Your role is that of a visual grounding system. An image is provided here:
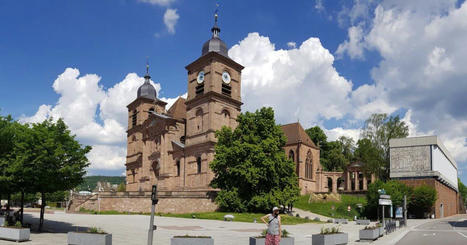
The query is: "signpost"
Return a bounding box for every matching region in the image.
[378,189,391,228]
[147,185,159,245]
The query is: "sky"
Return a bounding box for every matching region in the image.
[1,0,467,183]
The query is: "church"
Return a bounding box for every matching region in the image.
[119,15,375,213]
[68,14,377,214]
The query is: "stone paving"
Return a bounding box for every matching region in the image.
[0,211,432,245]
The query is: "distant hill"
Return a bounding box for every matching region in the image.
[77,176,125,191]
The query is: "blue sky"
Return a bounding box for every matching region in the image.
[1,0,467,184]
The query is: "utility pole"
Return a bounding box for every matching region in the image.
[147,185,158,245]
[403,195,407,226]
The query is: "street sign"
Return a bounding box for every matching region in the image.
[380,194,391,199]
[379,199,392,205]
[395,207,403,218]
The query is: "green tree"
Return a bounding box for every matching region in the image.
[364,180,412,219]
[409,185,437,218]
[459,178,467,204]
[354,139,385,178]
[14,118,91,231]
[305,126,327,150]
[210,107,300,212]
[361,113,409,179]
[0,114,16,205]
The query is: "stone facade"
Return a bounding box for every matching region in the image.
[389,136,460,217]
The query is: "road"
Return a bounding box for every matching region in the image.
[396,215,467,245]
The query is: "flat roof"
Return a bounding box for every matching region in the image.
[389,136,457,169]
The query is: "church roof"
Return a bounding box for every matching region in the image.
[167,97,186,120]
[281,122,318,149]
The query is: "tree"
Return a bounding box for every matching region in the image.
[409,185,437,218]
[0,114,16,206]
[14,118,91,231]
[210,107,300,212]
[364,180,412,219]
[459,178,467,204]
[361,113,408,179]
[305,126,327,150]
[117,182,126,192]
[354,138,385,178]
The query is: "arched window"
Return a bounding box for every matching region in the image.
[176,160,181,176]
[196,156,202,174]
[305,150,313,179]
[132,110,137,126]
[288,150,295,162]
[195,109,203,132]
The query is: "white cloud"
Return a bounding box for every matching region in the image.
[315,0,324,12]
[336,25,365,59]
[139,0,175,6]
[163,8,179,34]
[229,33,355,127]
[324,127,361,142]
[336,0,467,164]
[286,42,296,49]
[20,68,181,171]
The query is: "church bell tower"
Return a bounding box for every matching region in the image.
[183,10,244,188]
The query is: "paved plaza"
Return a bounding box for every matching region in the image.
[0,210,438,245]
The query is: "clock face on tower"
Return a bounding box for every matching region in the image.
[222,71,231,84]
[197,71,205,84]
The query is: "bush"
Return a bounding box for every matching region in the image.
[408,185,437,218]
[364,180,412,219]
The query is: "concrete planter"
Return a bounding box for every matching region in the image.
[0,227,30,242]
[249,237,294,245]
[67,232,112,245]
[378,227,384,237]
[356,219,370,225]
[359,229,379,241]
[311,233,348,245]
[334,219,348,224]
[171,237,214,245]
[0,217,4,227]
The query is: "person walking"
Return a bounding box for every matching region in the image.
[261,207,282,245]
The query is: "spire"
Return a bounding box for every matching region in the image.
[211,3,220,38]
[144,58,151,82]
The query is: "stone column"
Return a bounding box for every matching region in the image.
[354,172,359,191]
[346,171,351,191]
[363,175,367,190]
[332,177,338,193]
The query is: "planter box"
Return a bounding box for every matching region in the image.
[311,233,348,245]
[0,217,4,227]
[171,237,214,245]
[334,219,348,224]
[356,219,370,225]
[249,237,295,245]
[378,227,384,237]
[0,227,30,242]
[359,229,379,241]
[67,232,112,245]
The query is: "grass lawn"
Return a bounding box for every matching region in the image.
[294,194,367,220]
[158,212,323,225]
[78,208,321,225]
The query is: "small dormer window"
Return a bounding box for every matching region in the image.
[149,107,155,115]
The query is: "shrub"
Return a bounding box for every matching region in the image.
[408,185,437,218]
[87,227,106,234]
[320,226,341,234]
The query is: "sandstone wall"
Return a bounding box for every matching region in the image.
[69,191,218,214]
